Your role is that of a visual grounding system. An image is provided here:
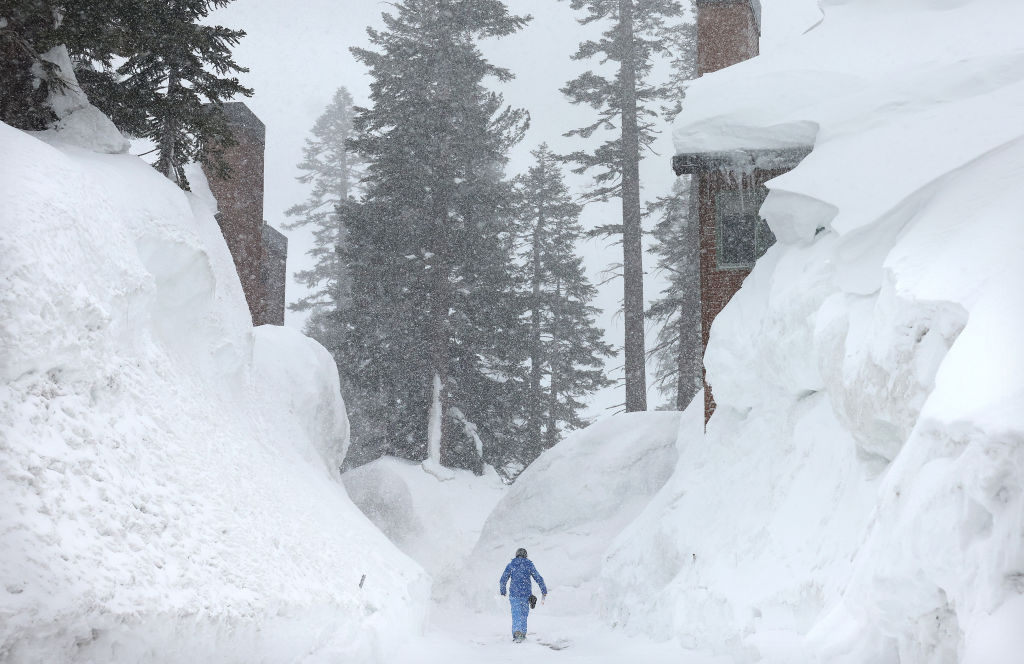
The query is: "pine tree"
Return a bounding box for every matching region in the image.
[648,12,698,410]
[1,0,251,187]
[113,0,252,189]
[1,0,134,129]
[344,0,531,473]
[513,144,614,466]
[560,0,684,413]
[647,179,701,410]
[281,88,375,463]
[285,87,363,331]
[659,11,697,123]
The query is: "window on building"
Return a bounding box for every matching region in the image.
[715,186,775,269]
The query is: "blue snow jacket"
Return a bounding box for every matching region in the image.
[499,557,547,598]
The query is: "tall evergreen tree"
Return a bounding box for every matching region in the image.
[647,179,701,410]
[659,10,697,123]
[514,144,615,464]
[1,0,251,189]
[344,0,531,472]
[284,87,363,326]
[113,0,252,189]
[282,88,374,462]
[560,0,684,412]
[648,12,698,410]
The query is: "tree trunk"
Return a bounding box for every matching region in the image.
[428,22,454,467]
[427,266,451,464]
[619,0,647,412]
[545,279,562,448]
[426,372,443,466]
[427,191,452,465]
[528,175,546,448]
[161,70,180,185]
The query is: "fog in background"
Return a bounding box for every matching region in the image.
[209,0,821,417]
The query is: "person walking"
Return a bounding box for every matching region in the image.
[498,547,547,643]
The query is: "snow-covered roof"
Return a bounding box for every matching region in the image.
[672,0,1024,237]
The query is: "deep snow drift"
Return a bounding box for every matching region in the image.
[0,124,428,662]
[339,412,682,619]
[341,456,505,580]
[596,0,1024,662]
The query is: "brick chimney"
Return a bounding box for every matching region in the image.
[695,0,761,76]
[203,102,267,325]
[258,222,288,326]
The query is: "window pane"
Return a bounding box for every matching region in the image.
[720,214,756,266]
[718,189,760,217]
[715,186,774,269]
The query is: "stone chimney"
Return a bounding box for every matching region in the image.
[258,222,288,326]
[203,102,267,325]
[695,0,761,76]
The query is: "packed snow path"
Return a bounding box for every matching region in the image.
[340,418,722,662]
[341,416,695,662]
[389,607,725,663]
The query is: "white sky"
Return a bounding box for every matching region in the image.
[209,0,819,418]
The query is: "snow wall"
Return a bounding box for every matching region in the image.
[0,122,429,662]
[599,0,1024,662]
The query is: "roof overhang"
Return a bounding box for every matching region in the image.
[672,146,812,176]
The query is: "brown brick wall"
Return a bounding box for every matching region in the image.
[696,1,759,76]
[698,167,786,422]
[203,103,266,326]
[258,223,288,326]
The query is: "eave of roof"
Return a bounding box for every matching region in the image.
[672,146,811,176]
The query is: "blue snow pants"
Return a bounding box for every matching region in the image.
[510,596,530,635]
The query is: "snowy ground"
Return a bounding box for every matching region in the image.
[340,410,715,663]
[389,608,729,663]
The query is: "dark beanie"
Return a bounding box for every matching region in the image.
[516,548,528,558]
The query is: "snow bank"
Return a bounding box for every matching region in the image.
[0,123,428,662]
[459,412,681,614]
[602,0,1024,661]
[341,456,505,581]
[253,325,350,471]
[602,388,875,661]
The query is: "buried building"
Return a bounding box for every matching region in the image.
[672,0,810,423]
